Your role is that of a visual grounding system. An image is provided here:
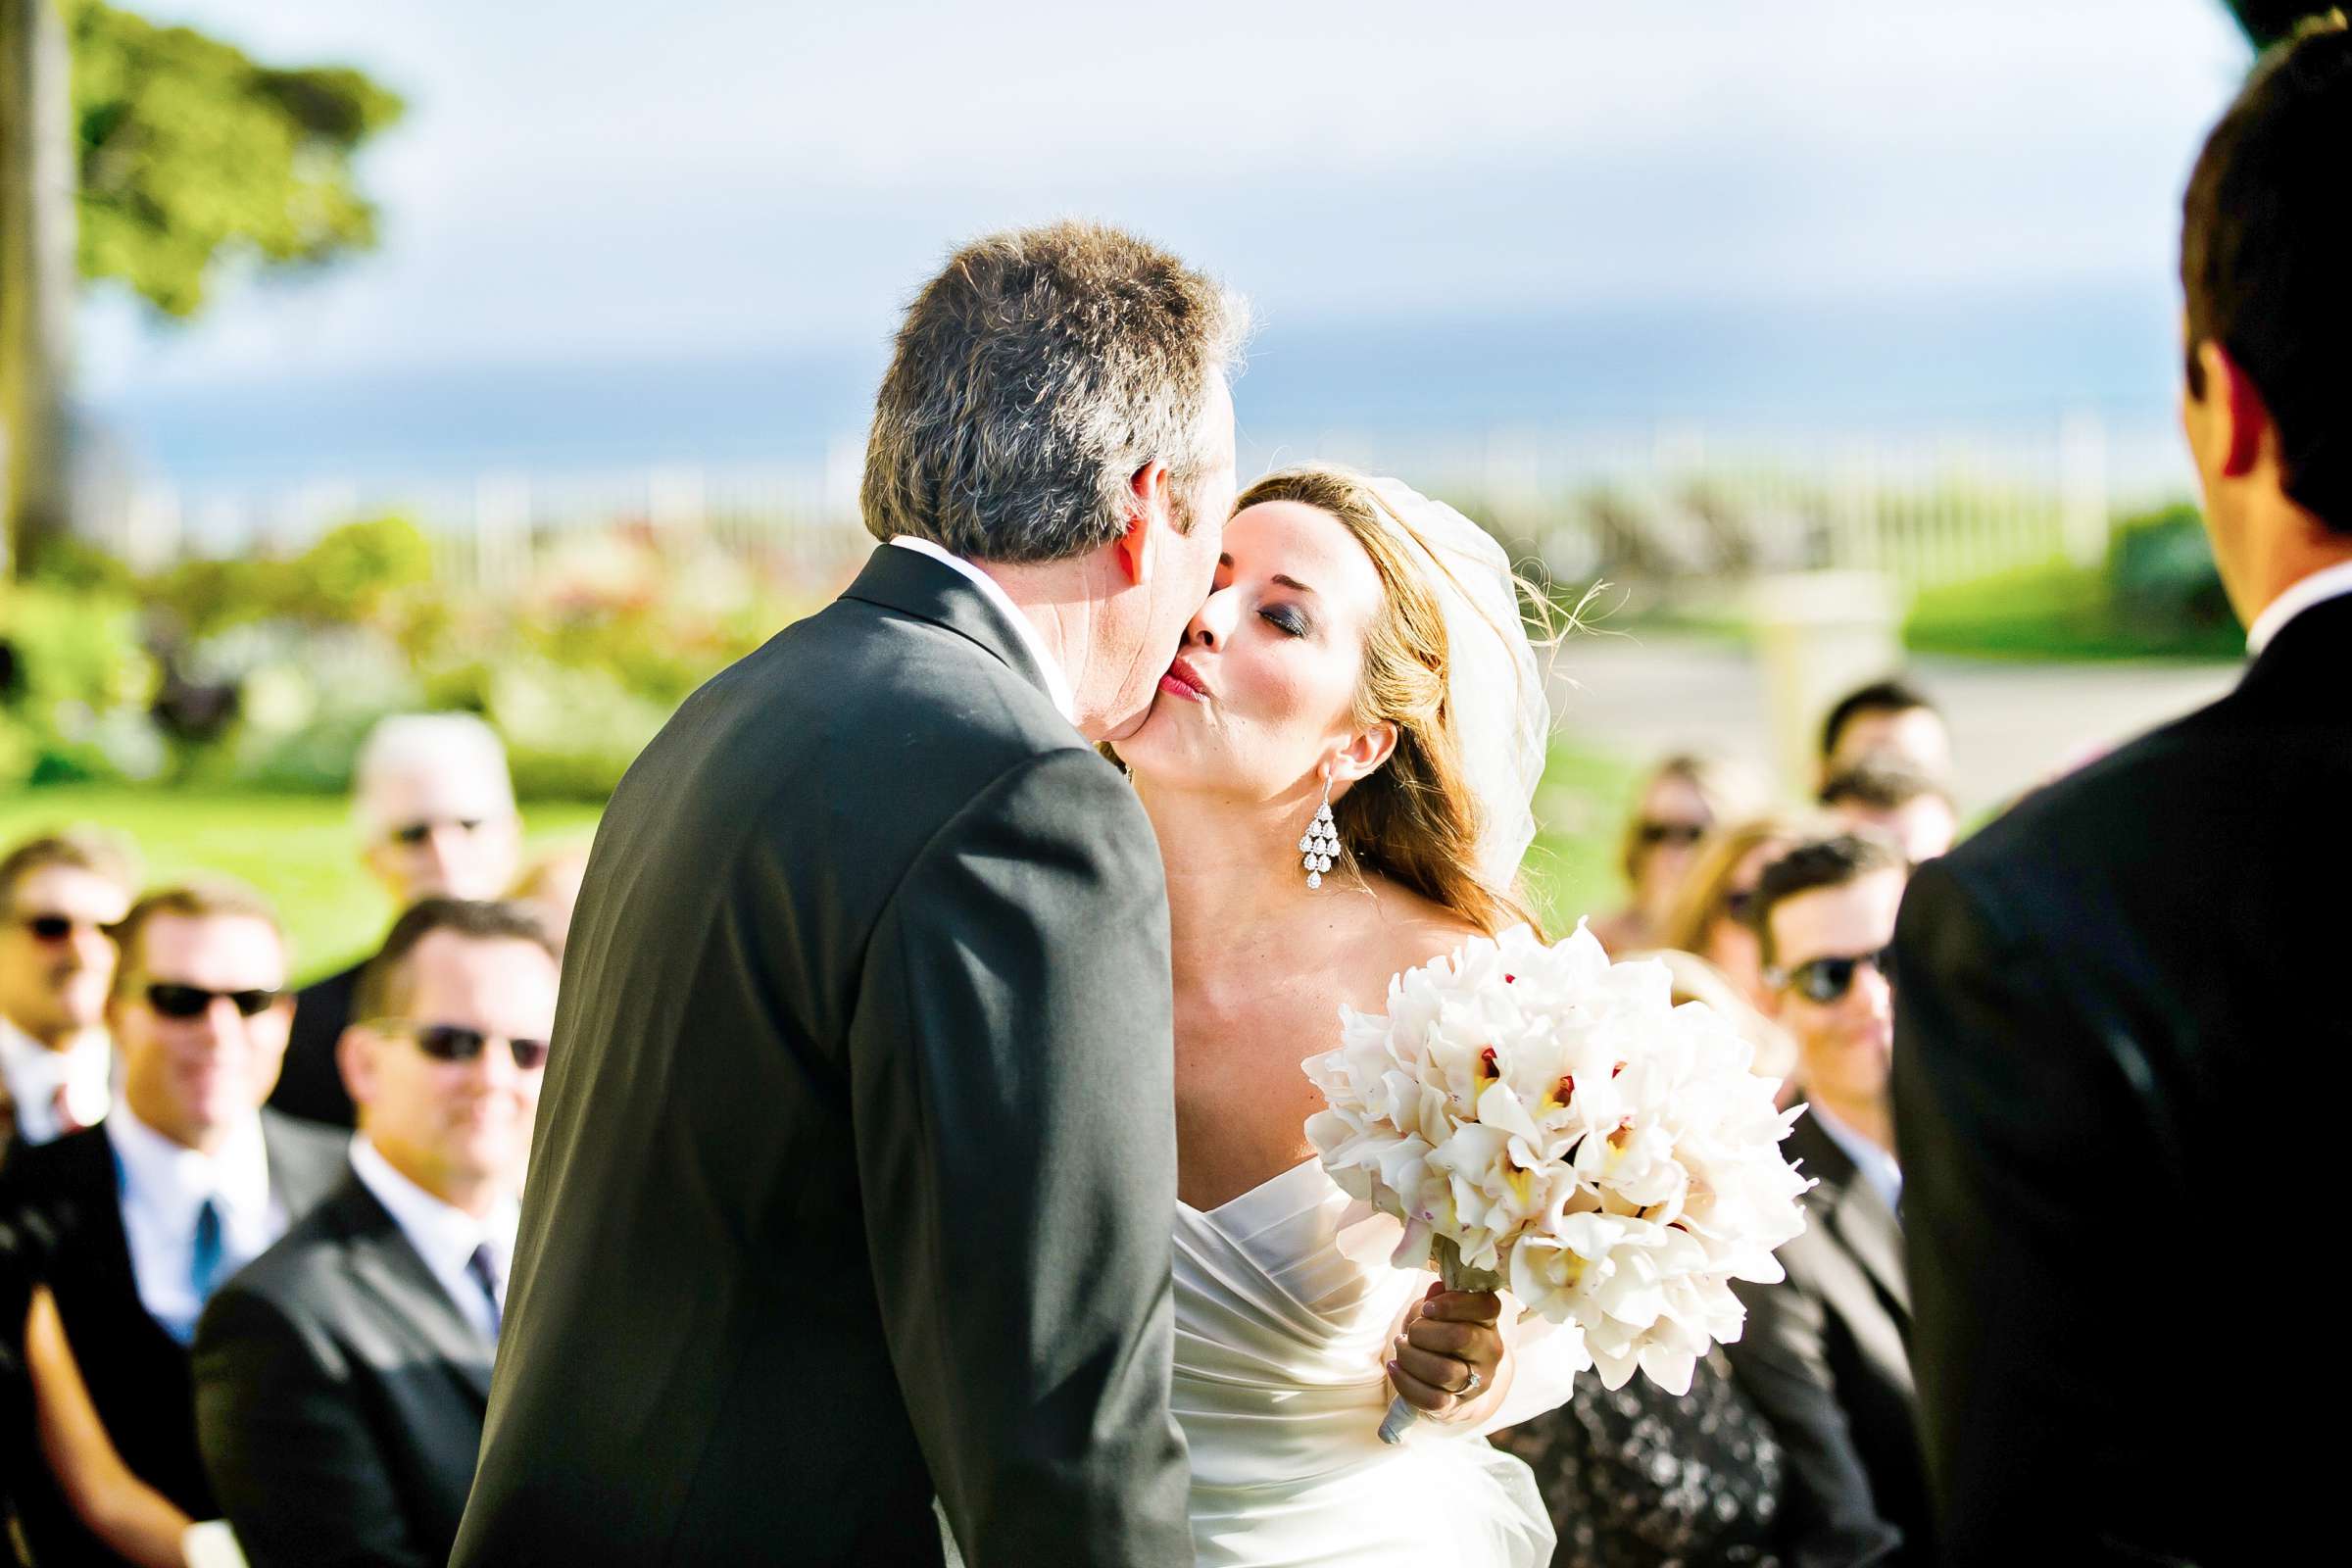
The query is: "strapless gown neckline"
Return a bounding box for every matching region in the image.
[1169,1154,1562,1567]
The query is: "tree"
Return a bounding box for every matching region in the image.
[2,1,402,577]
[2224,2,2335,47]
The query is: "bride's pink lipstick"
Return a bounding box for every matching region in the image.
[1159,656,1211,704]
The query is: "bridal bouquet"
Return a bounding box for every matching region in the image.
[1303,921,1809,1443]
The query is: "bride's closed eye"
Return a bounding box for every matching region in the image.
[1260,604,1312,638]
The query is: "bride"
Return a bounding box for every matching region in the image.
[1113,466,1577,1568]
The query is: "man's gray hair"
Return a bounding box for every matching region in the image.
[861,221,1250,564]
[352,712,515,841]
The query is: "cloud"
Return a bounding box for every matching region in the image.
[91,0,2246,395]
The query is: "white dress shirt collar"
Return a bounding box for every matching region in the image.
[106,1102,279,1339]
[349,1136,516,1344]
[0,1016,112,1144]
[1808,1101,1903,1219]
[2247,558,2352,656]
[889,536,1078,724]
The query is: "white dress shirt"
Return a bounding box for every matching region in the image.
[0,1017,112,1144]
[105,1104,281,1342]
[348,1136,517,1344]
[1809,1101,1903,1219]
[889,535,1077,723]
[2247,557,2352,656]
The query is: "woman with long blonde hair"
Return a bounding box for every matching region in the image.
[1590,755,1771,956]
[1110,465,1579,1567]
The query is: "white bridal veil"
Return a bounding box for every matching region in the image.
[1360,477,1553,891]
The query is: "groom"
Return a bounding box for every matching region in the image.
[1891,19,2352,1565]
[452,223,1244,1566]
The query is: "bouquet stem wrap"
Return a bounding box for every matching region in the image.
[1377,1235,1504,1445]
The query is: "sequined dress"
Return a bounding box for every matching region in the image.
[1489,1348,1784,1568]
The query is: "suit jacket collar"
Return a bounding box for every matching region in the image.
[49,1124,147,1299]
[1790,1110,1910,1320]
[258,1107,348,1220]
[317,1175,497,1398]
[839,543,1060,713]
[2238,588,2352,709]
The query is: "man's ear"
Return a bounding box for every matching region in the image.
[1112,461,1174,587]
[2198,340,2272,480]
[1332,720,1399,786]
[336,1026,376,1110]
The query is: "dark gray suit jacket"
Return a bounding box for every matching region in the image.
[451,545,1191,1567]
[192,1173,495,1568]
[1727,1111,1927,1568]
[1892,594,2352,1565]
[0,1110,347,1568]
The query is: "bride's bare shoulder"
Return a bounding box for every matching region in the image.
[1341,875,1490,988]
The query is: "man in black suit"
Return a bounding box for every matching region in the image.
[1892,19,2352,1564]
[273,712,522,1128]
[195,899,558,1568]
[3,881,345,1567]
[1728,832,1926,1567]
[452,222,1245,1567]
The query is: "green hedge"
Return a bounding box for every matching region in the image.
[1,517,816,797]
[1904,503,2242,662]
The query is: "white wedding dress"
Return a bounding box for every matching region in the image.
[1173,1156,1573,1568]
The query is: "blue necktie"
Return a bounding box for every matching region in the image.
[190,1198,225,1305]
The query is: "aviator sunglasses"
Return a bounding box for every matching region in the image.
[13,912,104,943]
[369,1019,551,1071]
[1636,820,1708,850]
[388,817,485,847]
[144,982,285,1020]
[1772,947,1895,1005]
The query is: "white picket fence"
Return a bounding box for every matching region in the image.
[89,413,2194,597]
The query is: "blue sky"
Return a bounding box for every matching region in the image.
[82,1,2253,480]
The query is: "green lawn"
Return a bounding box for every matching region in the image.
[0,787,602,986]
[3,741,1631,984]
[1524,742,1640,935]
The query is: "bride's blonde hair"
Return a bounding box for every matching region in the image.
[1235,466,1544,939]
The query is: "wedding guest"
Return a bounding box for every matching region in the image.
[508,845,589,956]
[1657,814,1810,1011]
[1,880,346,1568]
[1818,759,1957,864]
[1492,948,1792,1568]
[273,713,522,1128]
[195,899,558,1568]
[1726,832,1927,1566]
[1894,20,2352,1561]
[1591,754,1770,955]
[0,831,138,1150]
[1816,677,1948,788]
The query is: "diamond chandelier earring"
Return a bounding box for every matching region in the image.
[1299,775,1339,890]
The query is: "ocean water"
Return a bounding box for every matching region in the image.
[86,282,2191,496]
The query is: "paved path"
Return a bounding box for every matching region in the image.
[1547,632,2239,814]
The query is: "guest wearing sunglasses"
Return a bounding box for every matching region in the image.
[1724,830,1927,1567]
[195,899,557,1568]
[1657,813,1809,1014]
[275,714,523,1130]
[1590,753,1769,956]
[0,880,346,1568]
[1819,757,1958,866]
[0,830,139,1151]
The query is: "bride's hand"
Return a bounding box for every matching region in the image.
[1387,1284,1508,1425]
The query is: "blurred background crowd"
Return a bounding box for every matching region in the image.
[0,1,2327,1565]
